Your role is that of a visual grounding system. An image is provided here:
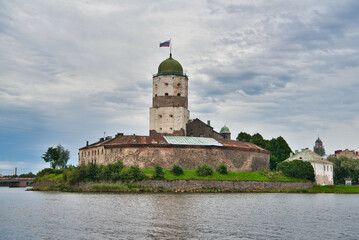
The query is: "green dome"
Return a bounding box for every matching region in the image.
[315,137,322,143]
[157,53,183,76]
[220,125,231,134]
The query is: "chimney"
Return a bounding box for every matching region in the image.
[115,133,124,137]
[15,167,17,176]
[86,141,89,146]
[99,138,104,142]
[207,120,211,126]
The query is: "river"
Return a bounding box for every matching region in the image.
[0,187,358,239]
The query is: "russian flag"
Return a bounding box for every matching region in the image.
[159,40,170,47]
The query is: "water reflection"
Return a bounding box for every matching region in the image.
[1,188,359,239]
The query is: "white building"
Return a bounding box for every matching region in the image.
[285,148,334,185]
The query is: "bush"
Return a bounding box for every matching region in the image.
[277,160,315,181]
[102,161,124,181]
[216,164,228,174]
[170,165,184,176]
[120,165,147,181]
[152,165,165,180]
[196,164,213,177]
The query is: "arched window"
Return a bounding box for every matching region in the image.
[155,94,157,97]
[170,114,173,118]
[177,83,181,86]
[159,115,162,118]
[165,93,168,96]
[165,83,169,86]
[177,93,181,96]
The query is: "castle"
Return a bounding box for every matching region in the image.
[79,53,270,171]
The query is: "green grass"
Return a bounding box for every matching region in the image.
[308,185,359,193]
[36,173,63,181]
[141,168,305,182]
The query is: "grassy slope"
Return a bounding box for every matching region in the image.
[141,169,305,182]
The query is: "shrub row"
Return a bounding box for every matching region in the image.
[38,162,230,185]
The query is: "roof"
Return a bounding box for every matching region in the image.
[164,136,222,146]
[285,149,332,164]
[220,125,230,134]
[157,53,184,76]
[79,134,269,154]
[315,137,322,143]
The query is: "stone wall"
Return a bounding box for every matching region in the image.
[101,145,269,172]
[137,180,314,191]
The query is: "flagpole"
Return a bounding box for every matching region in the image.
[170,38,172,55]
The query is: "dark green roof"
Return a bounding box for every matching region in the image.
[315,137,322,143]
[220,125,231,134]
[157,53,183,76]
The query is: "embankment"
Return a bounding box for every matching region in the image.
[31,180,314,192]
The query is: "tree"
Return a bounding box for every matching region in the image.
[237,132,292,170]
[42,144,70,169]
[277,160,315,181]
[152,165,165,180]
[328,155,359,184]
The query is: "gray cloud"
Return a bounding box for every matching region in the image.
[0,0,358,174]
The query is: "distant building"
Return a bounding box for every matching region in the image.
[313,137,325,157]
[344,178,352,185]
[285,148,333,185]
[334,149,359,159]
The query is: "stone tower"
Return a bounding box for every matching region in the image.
[220,125,231,140]
[313,137,325,157]
[150,54,190,136]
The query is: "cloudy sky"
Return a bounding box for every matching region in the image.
[1,0,358,175]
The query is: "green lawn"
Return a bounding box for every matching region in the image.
[140,168,305,182]
[308,185,359,193]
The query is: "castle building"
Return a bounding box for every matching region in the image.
[79,53,270,172]
[150,54,189,136]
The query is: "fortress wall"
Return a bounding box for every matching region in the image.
[137,180,314,191]
[102,146,269,172]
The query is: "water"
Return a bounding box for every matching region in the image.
[0,187,358,239]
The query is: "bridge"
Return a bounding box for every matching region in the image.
[0,178,35,187]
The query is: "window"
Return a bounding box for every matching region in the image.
[324,166,325,171]
[165,93,168,96]
[172,77,174,79]
[155,94,157,97]
[170,114,173,118]
[177,83,181,86]
[165,83,169,86]
[177,93,181,96]
[102,149,103,154]
[159,115,162,118]
[170,127,173,130]
[160,128,162,130]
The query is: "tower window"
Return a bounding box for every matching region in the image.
[160,128,162,130]
[165,93,168,96]
[177,83,181,86]
[170,114,173,118]
[170,127,173,130]
[155,94,157,97]
[177,93,181,96]
[165,83,168,86]
[159,115,162,118]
